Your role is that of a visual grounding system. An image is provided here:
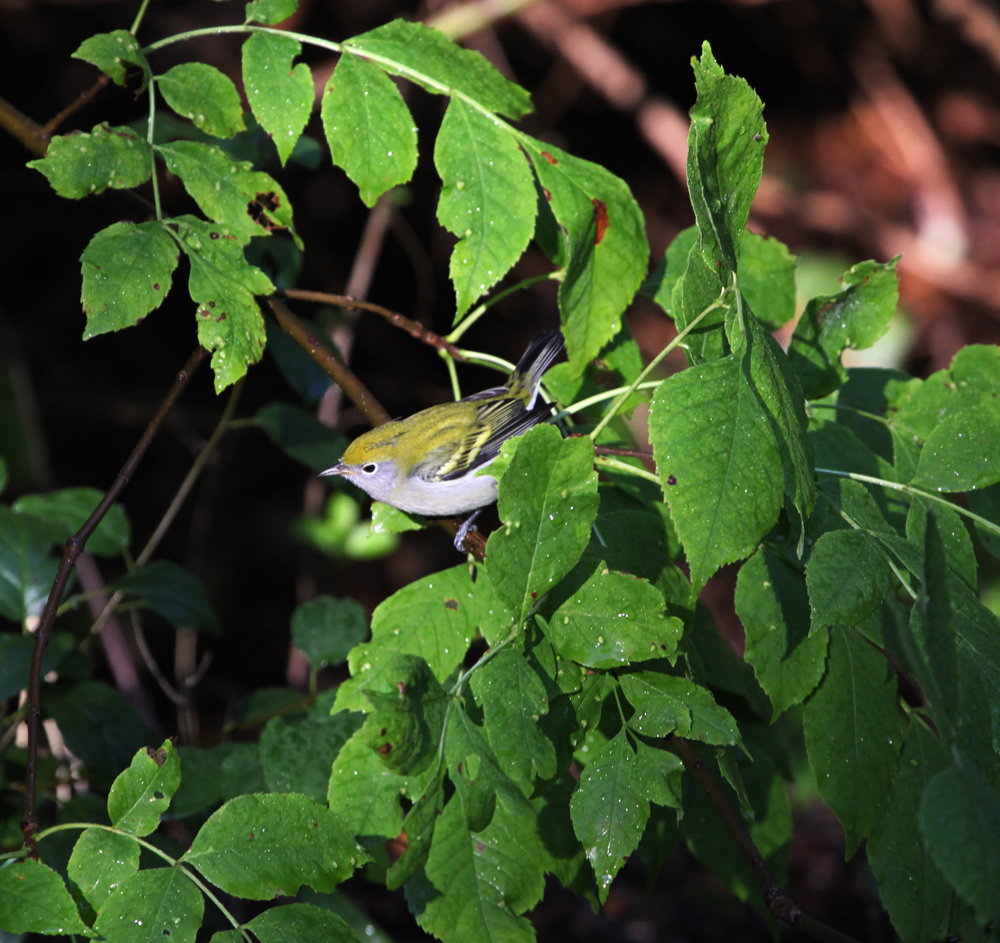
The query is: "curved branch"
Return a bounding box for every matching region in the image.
[280,288,465,360]
[669,735,863,943]
[21,347,207,850]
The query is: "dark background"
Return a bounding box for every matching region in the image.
[3,0,1000,938]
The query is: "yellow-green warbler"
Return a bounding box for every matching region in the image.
[321,330,564,548]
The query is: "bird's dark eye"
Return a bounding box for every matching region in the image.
[362,463,378,474]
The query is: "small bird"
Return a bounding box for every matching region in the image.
[322,330,564,548]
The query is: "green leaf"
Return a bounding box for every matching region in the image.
[292,595,367,668]
[363,654,448,776]
[370,501,425,534]
[254,401,348,473]
[386,769,445,890]
[546,566,683,668]
[407,791,545,943]
[67,828,139,910]
[649,313,814,592]
[328,726,407,840]
[803,628,901,857]
[174,216,273,392]
[569,729,648,898]
[107,740,181,836]
[184,793,369,899]
[110,560,220,633]
[13,487,130,557]
[240,903,364,943]
[321,52,417,207]
[686,42,767,276]
[0,505,63,621]
[920,763,1000,926]
[158,63,245,139]
[93,867,203,943]
[789,258,900,400]
[29,124,150,199]
[470,640,557,795]
[486,425,599,624]
[868,719,956,943]
[619,672,741,746]
[157,140,299,244]
[736,546,829,719]
[44,680,149,787]
[0,858,94,936]
[435,98,535,319]
[524,139,648,374]
[72,30,149,88]
[260,712,362,803]
[630,739,684,809]
[343,20,532,120]
[80,221,179,337]
[806,529,892,630]
[335,563,505,712]
[245,0,298,25]
[242,31,313,165]
[968,482,1000,558]
[738,232,797,331]
[0,632,72,700]
[642,224,697,317]
[907,495,977,591]
[912,403,1000,493]
[170,742,265,816]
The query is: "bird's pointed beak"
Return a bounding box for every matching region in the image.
[319,463,346,477]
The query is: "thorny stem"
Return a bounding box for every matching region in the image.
[588,291,728,443]
[816,468,1000,537]
[90,379,244,635]
[669,736,863,943]
[21,347,206,850]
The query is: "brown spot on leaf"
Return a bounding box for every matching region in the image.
[667,475,677,485]
[376,743,392,756]
[146,746,168,766]
[592,199,609,244]
[210,231,219,240]
[247,191,283,232]
[542,187,552,202]
[444,598,459,611]
[153,283,160,291]
[215,312,226,322]
[540,151,558,164]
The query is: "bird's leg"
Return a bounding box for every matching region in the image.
[453,510,483,552]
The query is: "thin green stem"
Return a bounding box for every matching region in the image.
[446,273,561,345]
[129,0,154,36]
[832,503,917,601]
[588,292,728,442]
[815,468,1000,537]
[594,454,660,485]
[808,402,893,429]
[443,351,462,401]
[455,349,516,374]
[147,81,161,220]
[34,823,250,940]
[552,381,661,423]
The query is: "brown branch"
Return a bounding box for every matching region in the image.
[593,445,653,460]
[668,735,863,943]
[43,73,112,137]
[0,94,49,157]
[268,297,392,427]
[281,289,466,360]
[21,347,207,851]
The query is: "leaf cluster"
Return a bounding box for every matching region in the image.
[4,8,1000,943]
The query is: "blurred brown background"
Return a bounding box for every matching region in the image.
[3,0,1000,938]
